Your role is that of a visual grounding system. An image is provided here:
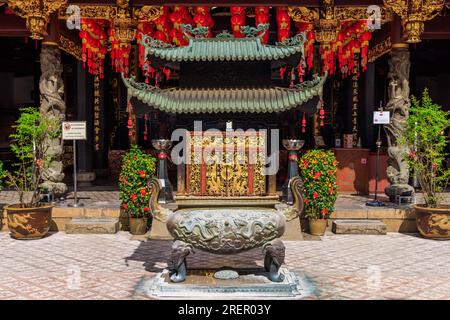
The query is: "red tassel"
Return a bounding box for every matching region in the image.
[127,100,133,137]
[301,112,307,133]
[319,100,325,127]
[280,66,287,80]
[143,114,149,141]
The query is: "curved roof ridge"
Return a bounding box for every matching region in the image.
[122,73,327,114]
[140,31,307,63]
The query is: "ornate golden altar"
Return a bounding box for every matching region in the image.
[176,131,278,204]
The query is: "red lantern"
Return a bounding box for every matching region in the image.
[79,18,107,78]
[301,112,307,133]
[276,7,290,42]
[231,13,246,38]
[255,6,269,44]
[319,100,325,127]
[230,6,245,16]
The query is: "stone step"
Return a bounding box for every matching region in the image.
[332,219,387,235]
[65,218,119,234]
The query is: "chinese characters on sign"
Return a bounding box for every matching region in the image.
[94,75,101,151]
[62,121,87,140]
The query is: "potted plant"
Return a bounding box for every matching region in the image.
[119,145,156,235]
[400,89,450,239]
[2,107,59,239]
[299,149,338,236]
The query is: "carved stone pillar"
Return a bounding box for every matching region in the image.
[384,46,415,201]
[39,43,68,196]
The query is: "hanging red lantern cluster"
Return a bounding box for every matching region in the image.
[193,6,214,37]
[255,7,270,44]
[230,7,246,38]
[136,22,156,83]
[137,22,153,69]
[317,20,372,78]
[79,18,108,78]
[169,6,192,46]
[359,30,372,71]
[154,7,172,43]
[276,7,290,42]
[296,22,315,71]
[108,27,133,77]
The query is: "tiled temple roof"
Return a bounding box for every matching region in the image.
[142,25,307,62]
[122,74,327,114]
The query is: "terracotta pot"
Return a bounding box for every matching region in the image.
[5,204,53,240]
[414,204,450,239]
[129,217,148,235]
[309,218,327,236]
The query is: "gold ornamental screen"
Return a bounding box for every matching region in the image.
[186,131,267,197]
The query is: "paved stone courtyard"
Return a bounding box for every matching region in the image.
[1,231,450,300]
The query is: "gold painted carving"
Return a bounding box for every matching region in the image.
[58,5,116,20]
[7,0,67,40]
[384,0,445,43]
[186,131,266,197]
[289,6,393,24]
[368,36,392,62]
[58,35,82,60]
[133,6,163,21]
[287,7,319,23]
[334,7,393,24]
[58,4,162,21]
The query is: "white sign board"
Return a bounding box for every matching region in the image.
[373,111,390,124]
[62,121,87,140]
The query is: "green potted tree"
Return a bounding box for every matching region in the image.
[2,107,59,239]
[119,145,157,235]
[299,149,338,236]
[400,89,450,239]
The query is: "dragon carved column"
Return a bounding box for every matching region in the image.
[39,44,68,196]
[384,47,414,201]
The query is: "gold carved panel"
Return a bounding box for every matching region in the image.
[186,131,266,197]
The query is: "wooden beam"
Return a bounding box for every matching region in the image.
[0,13,29,37]
[66,0,387,6]
[422,16,450,39]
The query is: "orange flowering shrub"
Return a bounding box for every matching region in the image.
[298,150,338,219]
[119,145,156,218]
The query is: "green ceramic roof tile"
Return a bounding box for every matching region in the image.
[141,32,307,62]
[122,74,327,114]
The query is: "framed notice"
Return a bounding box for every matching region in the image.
[373,111,390,124]
[62,121,87,140]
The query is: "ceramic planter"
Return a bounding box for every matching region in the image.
[6,204,53,239]
[414,204,450,239]
[129,217,148,235]
[309,218,327,236]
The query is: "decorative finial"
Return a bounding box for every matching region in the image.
[241,23,270,38]
[181,24,209,38]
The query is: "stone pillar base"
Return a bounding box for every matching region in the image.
[40,181,68,198]
[77,172,96,187]
[150,219,172,240]
[385,184,415,202]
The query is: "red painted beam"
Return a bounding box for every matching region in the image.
[0,13,29,37]
[67,0,385,6]
[422,16,450,39]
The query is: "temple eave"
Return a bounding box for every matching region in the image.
[123,74,326,114]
